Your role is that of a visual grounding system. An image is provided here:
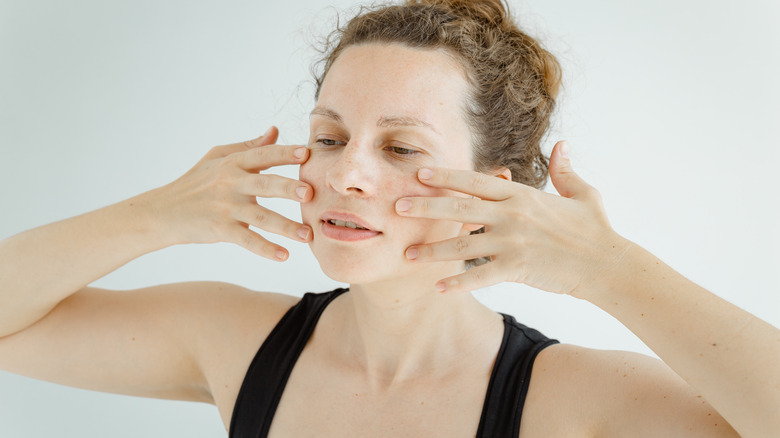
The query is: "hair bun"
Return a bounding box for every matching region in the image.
[407,0,511,29]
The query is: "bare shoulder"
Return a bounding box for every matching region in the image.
[186,283,302,422]
[520,344,738,438]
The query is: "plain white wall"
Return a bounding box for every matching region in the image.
[1,0,778,436]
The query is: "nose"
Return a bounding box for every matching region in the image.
[324,140,379,197]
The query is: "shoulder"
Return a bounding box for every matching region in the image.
[519,344,738,438]
[186,282,303,423]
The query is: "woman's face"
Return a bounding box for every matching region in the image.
[300,43,475,284]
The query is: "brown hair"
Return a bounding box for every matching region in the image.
[313,0,562,269]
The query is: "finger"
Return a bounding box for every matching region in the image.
[415,167,522,201]
[244,126,279,148]
[226,226,290,261]
[209,126,279,159]
[234,144,309,172]
[234,205,313,243]
[405,234,494,262]
[238,174,313,202]
[549,141,600,202]
[435,261,504,294]
[395,196,493,224]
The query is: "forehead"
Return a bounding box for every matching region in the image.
[316,43,471,131]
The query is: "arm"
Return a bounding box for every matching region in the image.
[528,344,741,437]
[0,191,168,337]
[0,282,296,402]
[574,241,780,437]
[395,141,779,437]
[0,128,312,399]
[0,127,310,338]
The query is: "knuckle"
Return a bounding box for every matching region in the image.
[251,145,267,160]
[454,198,471,214]
[253,210,267,225]
[588,187,603,201]
[454,237,469,254]
[241,232,255,250]
[255,175,270,192]
[208,145,223,156]
[470,173,488,187]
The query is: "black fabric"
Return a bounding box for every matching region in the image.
[229,288,558,438]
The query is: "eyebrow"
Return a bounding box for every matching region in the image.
[310,106,440,136]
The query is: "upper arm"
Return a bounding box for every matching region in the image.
[0,282,298,404]
[574,346,740,437]
[520,344,741,438]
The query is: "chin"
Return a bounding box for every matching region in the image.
[309,242,406,285]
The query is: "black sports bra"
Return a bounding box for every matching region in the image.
[229,288,558,437]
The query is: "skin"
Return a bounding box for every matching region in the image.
[0,41,777,437]
[299,43,503,384]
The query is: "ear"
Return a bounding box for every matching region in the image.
[460,167,512,233]
[494,167,511,181]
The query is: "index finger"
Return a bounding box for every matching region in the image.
[234,144,310,172]
[208,126,279,159]
[416,167,522,201]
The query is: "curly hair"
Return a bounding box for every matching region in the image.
[312,0,562,269]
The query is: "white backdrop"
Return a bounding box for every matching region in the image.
[1,0,778,436]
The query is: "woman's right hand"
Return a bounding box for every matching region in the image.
[149,126,313,261]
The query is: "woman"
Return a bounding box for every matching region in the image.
[1,0,778,437]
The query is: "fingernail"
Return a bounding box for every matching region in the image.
[406,247,418,260]
[275,249,287,260]
[396,199,412,212]
[294,147,308,159]
[435,281,447,293]
[418,168,434,180]
[263,126,273,137]
[296,186,308,199]
[559,141,570,159]
[297,227,311,240]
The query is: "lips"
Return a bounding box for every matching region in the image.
[318,211,382,242]
[319,211,381,232]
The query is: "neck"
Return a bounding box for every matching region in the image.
[334,261,503,390]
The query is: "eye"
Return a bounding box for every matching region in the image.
[316,138,345,146]
[385,146,419,156]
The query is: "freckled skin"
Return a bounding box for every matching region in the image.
[299,43,476,285]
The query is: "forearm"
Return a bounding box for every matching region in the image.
[576,240,780,437]
[0,189,172,337]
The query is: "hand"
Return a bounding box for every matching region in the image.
[148,127,313,261]
[395,141,631,296]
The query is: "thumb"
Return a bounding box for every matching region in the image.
[549,141,596,200]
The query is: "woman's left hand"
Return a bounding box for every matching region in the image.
[396,140,632,297]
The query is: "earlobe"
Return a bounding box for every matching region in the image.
[495,167,511,181]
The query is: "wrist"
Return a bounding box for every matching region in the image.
[569,232,637,303]
[108,189,180,251]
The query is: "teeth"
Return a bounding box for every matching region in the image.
[328,219,368,230]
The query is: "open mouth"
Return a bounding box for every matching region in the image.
[325,219,370,230]
[319,214,382,241]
